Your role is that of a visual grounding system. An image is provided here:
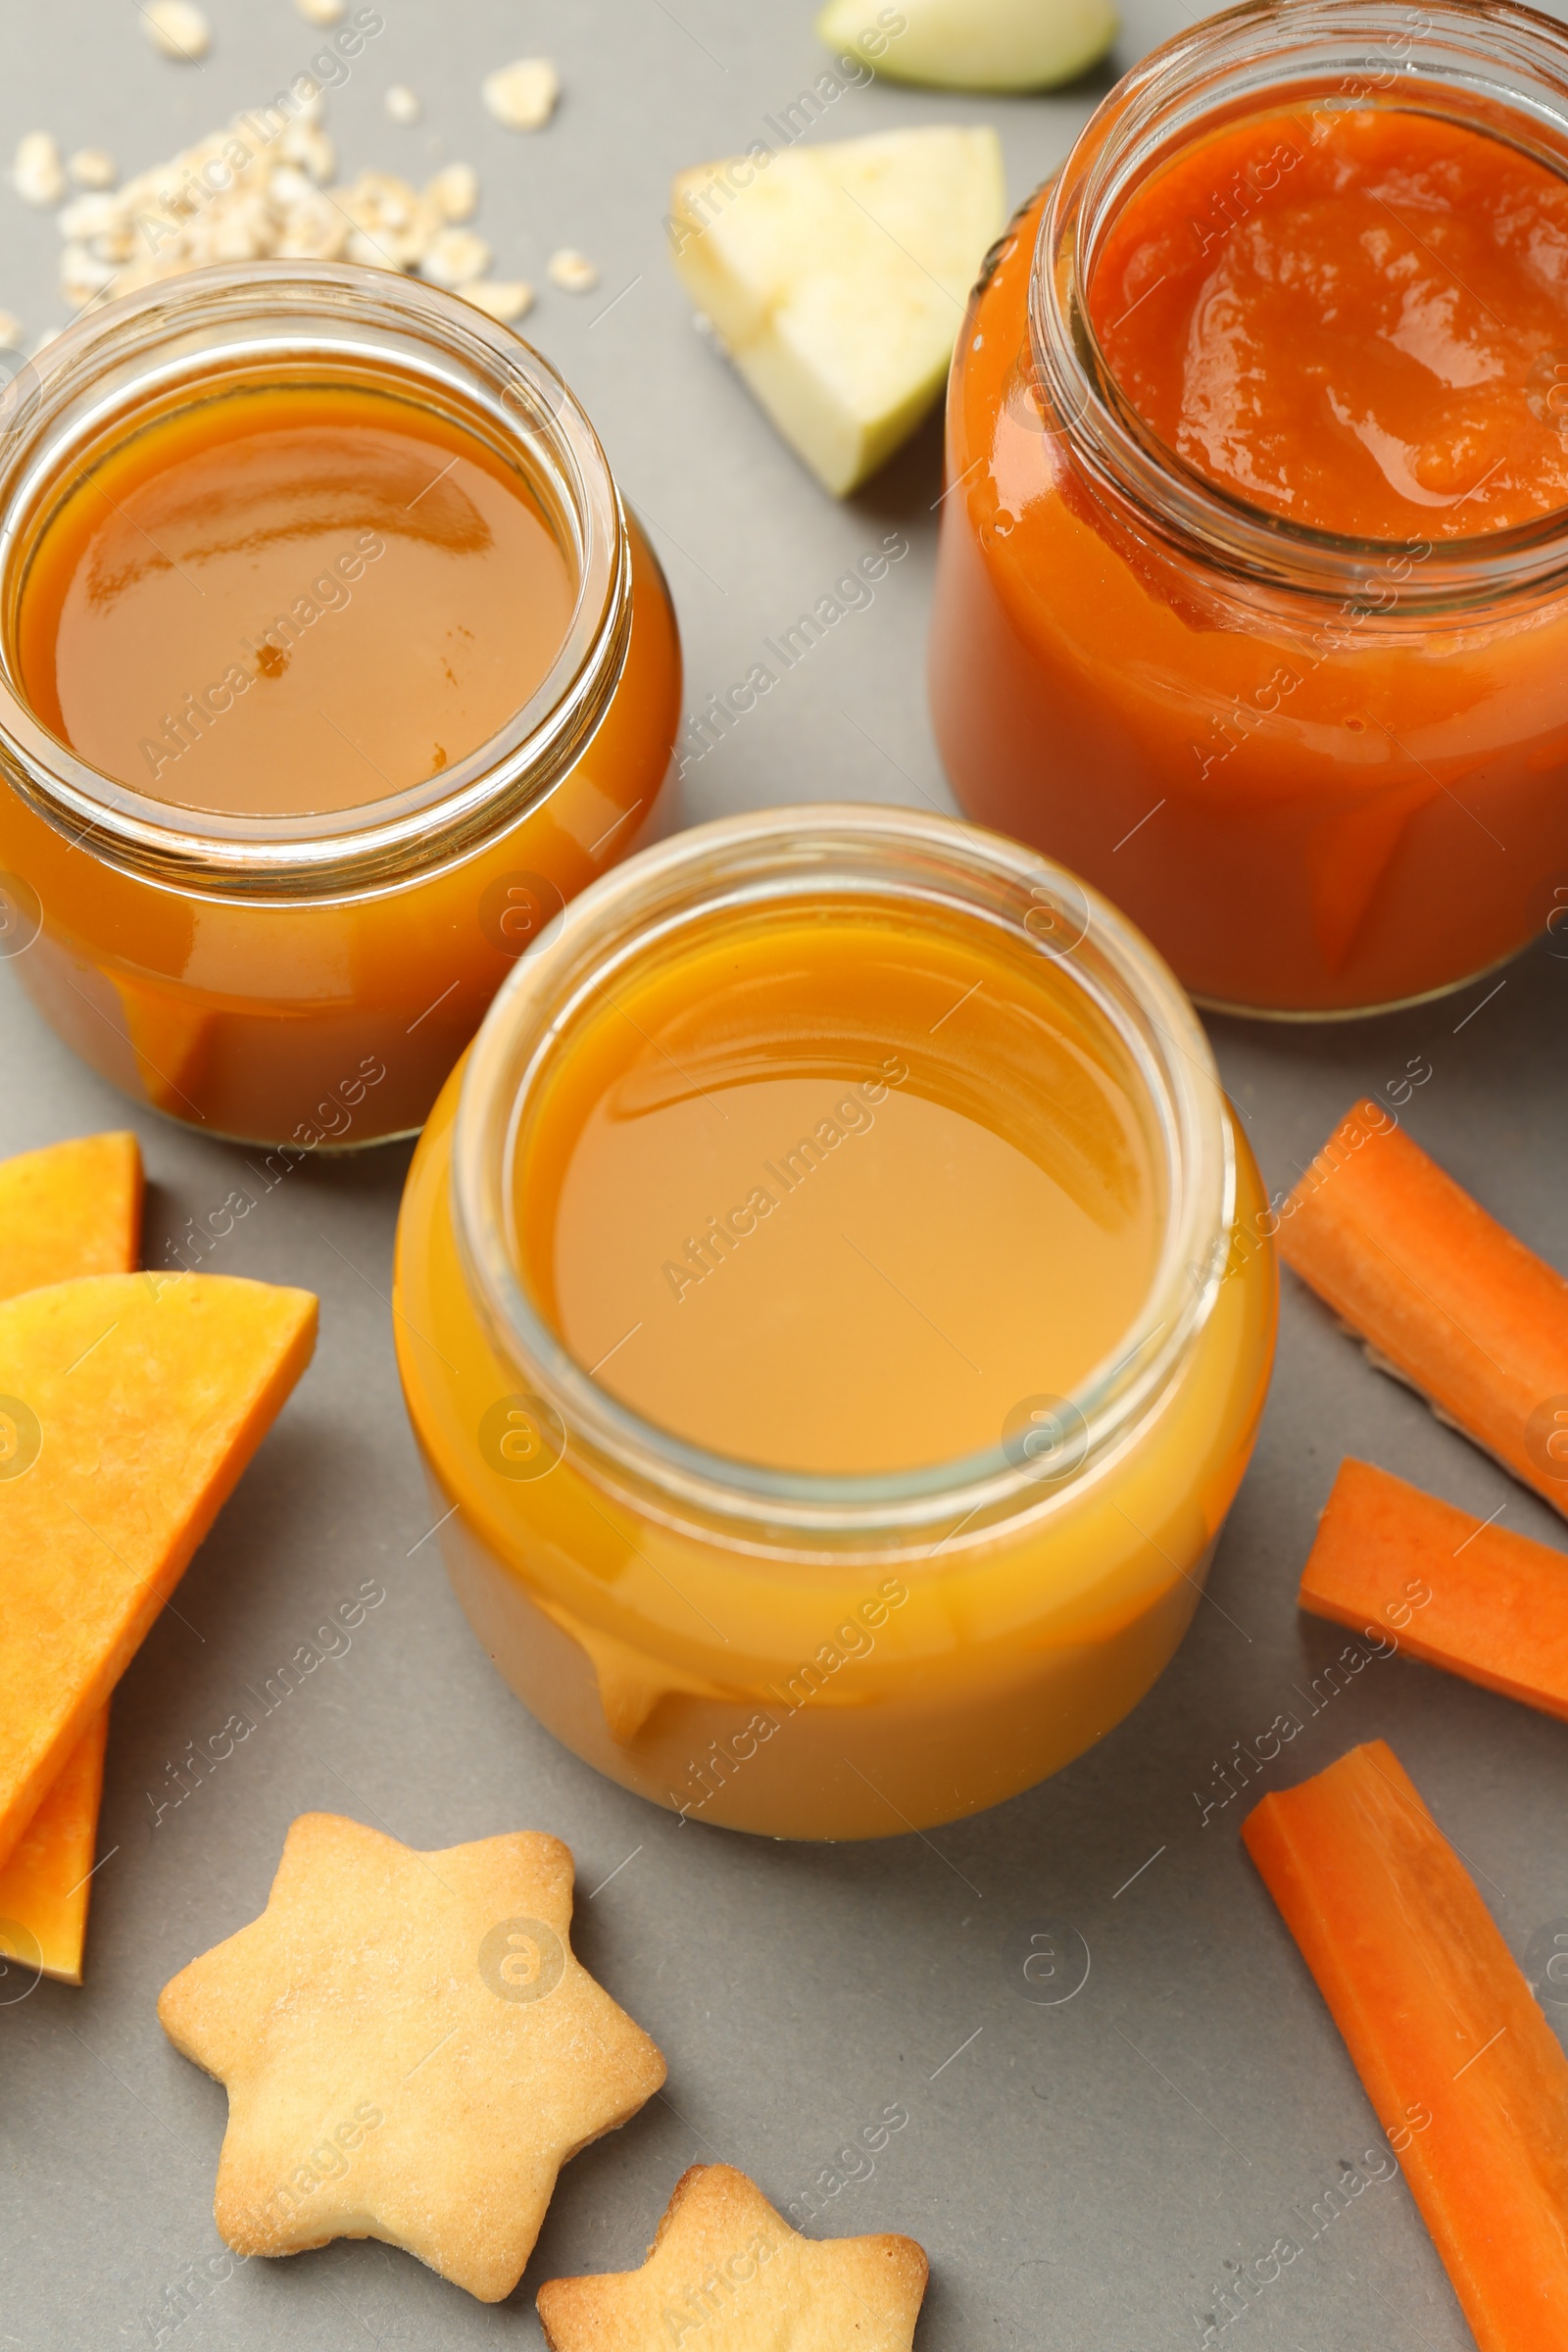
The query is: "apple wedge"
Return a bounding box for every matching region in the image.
[0,1272,317,1877]
[819,0,1119,90]
[670,125,1005,495]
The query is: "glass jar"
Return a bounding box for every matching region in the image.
[930,0,1568,1018]
[393,806,1276,1840]
[0,263,681,1146]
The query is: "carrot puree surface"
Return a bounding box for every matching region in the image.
[16,379,575,819]
[514,905,1163,1476]
[1090,106,1568,540]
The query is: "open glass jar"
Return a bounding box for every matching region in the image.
[930,0,1568,1017]
[0,262,680,1146]
[393,806,1277,1840]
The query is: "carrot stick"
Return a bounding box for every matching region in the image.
[1244,1740,1568,2350]
[1300,1458,1568,1722]
[1278,1101,1568,1516]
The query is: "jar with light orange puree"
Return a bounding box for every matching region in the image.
[0,262,680,1145]
[393,807,1276,1839]
[931,0,1568,1018]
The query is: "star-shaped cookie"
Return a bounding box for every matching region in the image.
[537,2164,928,2348]
[158,1813,665,2302]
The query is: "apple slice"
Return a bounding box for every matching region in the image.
[0,1132,143,1985]
[670,125,1005,495]
[0,1272,317,1877]
[819,0,1118,89]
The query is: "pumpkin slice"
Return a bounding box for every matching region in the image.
[0,1131,143,1984]
[0,1272,317,1875]
[0,1131,142,1301]
[0,1710,109,1985]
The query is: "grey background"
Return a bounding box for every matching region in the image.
[1,4,1565,2348]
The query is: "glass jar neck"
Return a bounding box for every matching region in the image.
[0,261,631,902]
[450,805,1237,1564]
[1028,0,1568,610]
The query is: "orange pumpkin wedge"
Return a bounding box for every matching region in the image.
[1245,1740,1568,2351]
[0,1132,143,1984]
[1300,1457,1568,1723]
[0,1131,142,1301]
[0,1711,109,1986]
[1278,1101,1568,1516]
[0,1272,317,1876]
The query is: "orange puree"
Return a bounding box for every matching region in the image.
[17,382,574,815]
[514,906,1162,1474]
[1090,108,1568,540]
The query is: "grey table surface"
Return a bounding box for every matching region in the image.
[2,5,1566,2348]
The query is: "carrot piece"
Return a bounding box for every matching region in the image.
[0,1272,317,1875]
[1244,1740,1568,2350]
[0,1711,109,1986]
[1278,1101,1568,1515]
[1300,1458,1568,1723]
[0,1132,142,1301]
[0,1132,143,1983]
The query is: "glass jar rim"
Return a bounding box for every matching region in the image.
[449,803,1237,1555]
[0,259,632,900]
[1028,0,1568,607]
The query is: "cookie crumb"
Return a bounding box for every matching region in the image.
[482,58,560,132]
[548,248,599,294]
[296,0,347,21]
[385,84,421,125]
[141,1,213,60]
[0,313,23,351]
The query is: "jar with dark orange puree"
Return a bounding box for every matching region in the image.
[931,0,1568,1016]
[0,262,680,1144]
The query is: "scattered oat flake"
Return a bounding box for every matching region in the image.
[296,0,346,21]
[44,100,502,308]
[0,313,23,351]
[385,85,421,125]
[69,148,117,190]
[13,133,67,209]
[461,278,533,324]
[426,163,478,223]
[141,1,213,60]
[482,59,559,133]
[548,247,599,294]
[420,226,492,290]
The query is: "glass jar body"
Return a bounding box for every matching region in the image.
[0,262,682,1145]
[393,1041,1275,1844]
[930,21,1568,1017]
[0,518,678,1146]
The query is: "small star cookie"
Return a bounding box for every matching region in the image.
[537,2163,929,2348]
[158,1813,665,2302]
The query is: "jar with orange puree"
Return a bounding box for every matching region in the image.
[0,262,680,1144]
[931,0,1568,1017]
[394,807,1276,1839]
